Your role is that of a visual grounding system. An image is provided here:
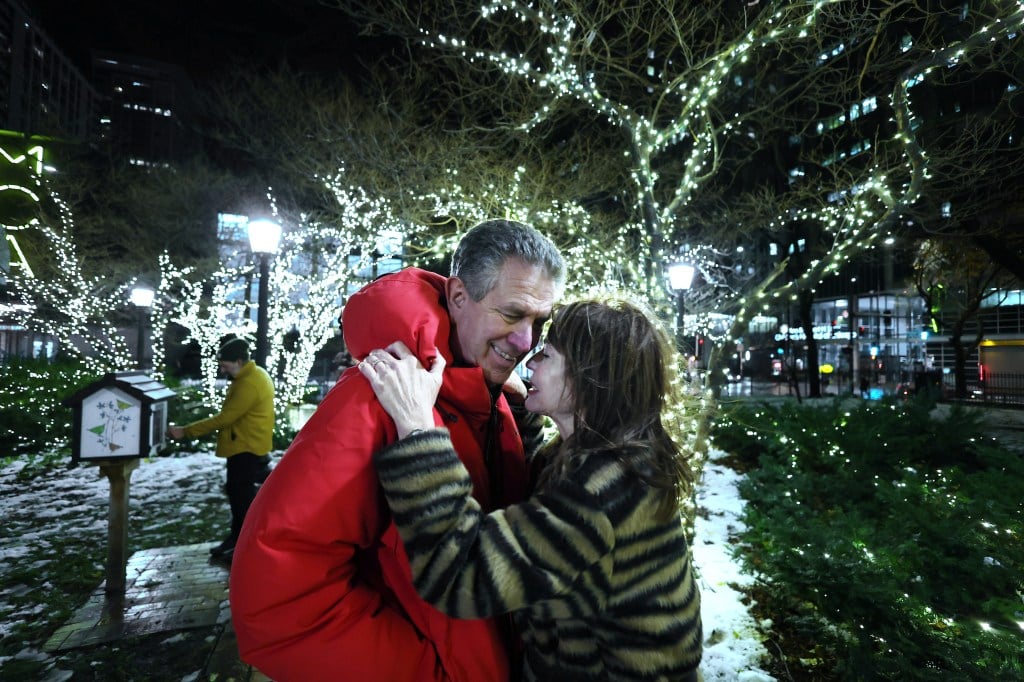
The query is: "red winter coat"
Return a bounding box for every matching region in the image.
[230,268,531,681]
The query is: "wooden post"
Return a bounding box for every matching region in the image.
[97,459,140,595]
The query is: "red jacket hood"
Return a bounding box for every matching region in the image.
[343,268,452,368]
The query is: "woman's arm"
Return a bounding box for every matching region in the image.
[373,428,615,618]
[364,339,615,617]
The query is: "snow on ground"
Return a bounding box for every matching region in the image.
[694,453,776,681]
[1,448,775,678]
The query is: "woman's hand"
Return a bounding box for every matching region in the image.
[359,341,445,438]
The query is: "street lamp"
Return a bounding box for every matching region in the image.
[247,219,282,369]
[667,262,696,355]
[129,285,154,369]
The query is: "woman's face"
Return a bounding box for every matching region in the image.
[524,344,575,438]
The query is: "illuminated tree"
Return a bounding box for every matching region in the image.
[180,63,645,410]
[153,165,632,419]
[332,0,1024,385]
[8,199,135,375]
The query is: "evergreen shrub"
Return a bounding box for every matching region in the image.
[713,399,1024,680]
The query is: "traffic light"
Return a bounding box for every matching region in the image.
[926,284,943,333]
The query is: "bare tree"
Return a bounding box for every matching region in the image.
[324,1,1022,384]
[203,63,628,257]
[914,239,1014,399]
[32,150,259,285]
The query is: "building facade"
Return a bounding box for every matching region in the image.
[0,0,96,138]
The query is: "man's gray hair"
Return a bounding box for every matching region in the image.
[450,219,565,301]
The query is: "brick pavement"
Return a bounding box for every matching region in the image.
[43,543,268,680]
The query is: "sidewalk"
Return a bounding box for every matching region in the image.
[44,543,267,681]
[932,402,1024,451]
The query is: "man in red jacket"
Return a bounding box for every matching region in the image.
[230,220,564,681]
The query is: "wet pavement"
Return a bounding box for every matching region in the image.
[43,543,268,680]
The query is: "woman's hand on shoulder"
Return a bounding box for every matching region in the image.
[358,341,444,438]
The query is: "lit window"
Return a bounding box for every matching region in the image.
[941,202,952,218]
[901,35,913,52]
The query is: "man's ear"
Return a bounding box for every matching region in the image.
[446,276,468,309]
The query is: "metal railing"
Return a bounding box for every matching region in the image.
[942,372,1024,407]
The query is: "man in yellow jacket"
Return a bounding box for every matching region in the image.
[170,337,275,561]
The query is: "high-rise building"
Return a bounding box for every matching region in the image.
[91,51,198,167]
[0,0,97,138]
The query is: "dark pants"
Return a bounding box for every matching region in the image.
[225,452,270,541]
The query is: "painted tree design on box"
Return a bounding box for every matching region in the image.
[88,399,134,453]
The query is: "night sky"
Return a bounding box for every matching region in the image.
[24,0,375,83]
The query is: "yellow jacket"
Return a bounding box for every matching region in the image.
[184,361,275,457]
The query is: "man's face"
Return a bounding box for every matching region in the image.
[447,258,558,387]
[218,359,243,378]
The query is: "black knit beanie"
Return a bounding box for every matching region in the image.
[218,338,250,362]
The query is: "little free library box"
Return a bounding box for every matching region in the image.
[63,371,176,462]
[62,371,176,594]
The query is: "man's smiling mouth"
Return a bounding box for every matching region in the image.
[491,344,516,362]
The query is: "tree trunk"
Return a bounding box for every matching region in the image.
[800,291,821,398]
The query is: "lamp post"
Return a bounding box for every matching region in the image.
[128,285,154,369]
[247,219,282,369]
[667,262,696,356]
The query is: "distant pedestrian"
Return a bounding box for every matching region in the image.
[860,374,870,398]
[169,338,275,561]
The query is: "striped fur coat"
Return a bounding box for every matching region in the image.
[375,428,703,681]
